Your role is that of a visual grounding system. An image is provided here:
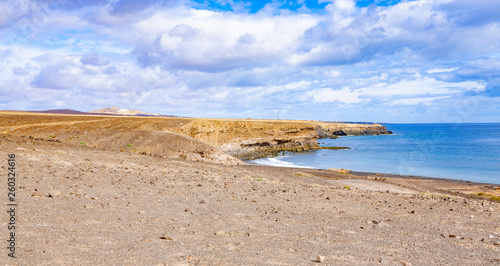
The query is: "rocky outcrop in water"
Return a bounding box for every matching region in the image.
[176,119,392,160]
[316,123,392,139]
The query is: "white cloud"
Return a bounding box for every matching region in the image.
[389,96,450,106]
[427,68,457,74]
[309,87,364,104]
[309,77,486,105]
[0,0,498,122]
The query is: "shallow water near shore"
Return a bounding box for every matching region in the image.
[252,123,500,184]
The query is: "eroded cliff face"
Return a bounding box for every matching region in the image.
[175,119,392,160]
[316,123,392,139]
[0,112,391,164]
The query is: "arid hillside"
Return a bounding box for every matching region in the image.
[0,112,390,162]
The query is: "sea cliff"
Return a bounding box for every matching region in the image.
[175,119,392,160]
[0,112,391,163]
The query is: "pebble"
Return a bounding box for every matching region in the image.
[316,255,325,262]
[84,203,95,209]
[159,234,176,241]
[32,191,45,197]
[215,230,226,236]
[378,258,389,264]
[48,190,62,197]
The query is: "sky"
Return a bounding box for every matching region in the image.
[0,0,499,123]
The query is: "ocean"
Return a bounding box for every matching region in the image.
[251,123,500,184]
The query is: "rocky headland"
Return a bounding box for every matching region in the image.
[0,111,499,265]
[0,112,390,162]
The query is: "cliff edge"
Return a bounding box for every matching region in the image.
[0,112,391,163]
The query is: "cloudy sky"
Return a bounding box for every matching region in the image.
[1,0,499,122]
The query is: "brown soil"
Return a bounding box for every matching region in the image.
[0,113,499,265]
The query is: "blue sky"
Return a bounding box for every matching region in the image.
[0,0,499,122]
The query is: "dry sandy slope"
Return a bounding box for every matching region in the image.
[1,134,499,265]
[0,112,391,161]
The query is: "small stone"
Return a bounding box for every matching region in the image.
[402,262,412,266]
[16,147,27,151]
[316,255,325,262]
[470,215,474,218]
[139,211,145,214]
[48,190,62,197]
[489,235,495,239]
[184,209,191,212]
[32,191,45,197]
[84,203,95,209]
[449,234,458,238]
[199,200,205,204]
[159,234,176,241]
[215,230,226,236]
[378,258,389,264]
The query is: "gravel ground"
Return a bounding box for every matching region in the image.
[1,135,499,265]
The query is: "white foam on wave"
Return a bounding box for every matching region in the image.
[251,156,313,169]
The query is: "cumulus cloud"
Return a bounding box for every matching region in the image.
[0,0,498,121]
[80,52,110,66]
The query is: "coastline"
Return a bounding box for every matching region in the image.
[2,135,498,264]
[1,112,499,264]
[248,159,500,201]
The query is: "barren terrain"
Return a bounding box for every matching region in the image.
[0,112,499,265]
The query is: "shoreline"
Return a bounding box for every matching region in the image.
[250,157,500,186]
[247,159,500,201]
[1,123,499,264]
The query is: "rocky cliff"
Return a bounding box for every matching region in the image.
[0,112,392,163]
[316,122,392,139]
[175,119,392,160]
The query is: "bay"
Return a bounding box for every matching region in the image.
[251,123,500,184]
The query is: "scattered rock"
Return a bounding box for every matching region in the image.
[315,255,325,262]
[199,199,205,204]
[48,190,62,197]
[159,234,177,241]
[84,203,95,209]
[378,258,389,264]
[32,191,45,197]
[215,230,226,236]
[16,147,27,151]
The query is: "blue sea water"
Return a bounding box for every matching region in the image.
[251,123,500,184]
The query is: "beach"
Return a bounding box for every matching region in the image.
[1,112,499,265]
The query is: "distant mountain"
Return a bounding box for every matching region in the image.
[27,109,89,115]
[89,107,177,117]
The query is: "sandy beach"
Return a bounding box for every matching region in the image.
[1,113,499,265]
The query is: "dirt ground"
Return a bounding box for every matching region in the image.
[1,112,499,265]
[1,132,499,265]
